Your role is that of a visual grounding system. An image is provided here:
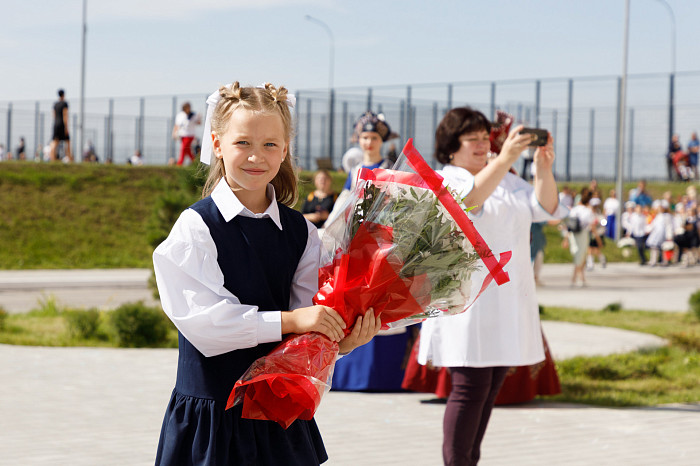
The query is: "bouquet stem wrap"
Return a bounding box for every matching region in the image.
[228,139,511,428]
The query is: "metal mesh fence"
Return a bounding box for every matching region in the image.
[3,72,700,181]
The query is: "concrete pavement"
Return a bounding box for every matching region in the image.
[1,263,699,465]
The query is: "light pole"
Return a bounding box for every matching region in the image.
[305,15,335,164]
[653,0,676,148]
[615,0,630,241]
[79,0,87,163]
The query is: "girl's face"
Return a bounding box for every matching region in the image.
[452,129,490,174]
[359,131,383,156]
[212,109,288,209]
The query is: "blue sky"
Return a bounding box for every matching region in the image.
[2,0,696,101]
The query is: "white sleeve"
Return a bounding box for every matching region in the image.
[289,219,322,311]
[515,176,569,222]
[153,209,282,357]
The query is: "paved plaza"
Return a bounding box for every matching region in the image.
[1,263,700,465]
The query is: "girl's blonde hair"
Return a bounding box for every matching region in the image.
[201,82,298,206]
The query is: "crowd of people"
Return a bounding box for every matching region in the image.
[561,179,699,277]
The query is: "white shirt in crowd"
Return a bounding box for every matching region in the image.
[153,178,321,357]
[603,197,620,217]
[174,111,201,138]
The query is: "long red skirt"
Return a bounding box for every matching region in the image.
[401,331,561,405]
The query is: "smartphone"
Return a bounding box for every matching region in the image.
[519,128,549,146]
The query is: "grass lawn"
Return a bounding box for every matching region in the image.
[541,306,700,407]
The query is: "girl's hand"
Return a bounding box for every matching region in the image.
[281,305,346,342]
[338,308,382,355]
[533,133,555,174]
[499,125,532,165]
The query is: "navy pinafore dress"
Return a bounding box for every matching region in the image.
[155,197,328,465]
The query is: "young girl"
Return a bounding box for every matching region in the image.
[153,82,380,465]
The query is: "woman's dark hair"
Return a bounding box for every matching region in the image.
[579,187,593,206]
[434,107,491,164]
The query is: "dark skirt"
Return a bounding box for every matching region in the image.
[155,334,328,466]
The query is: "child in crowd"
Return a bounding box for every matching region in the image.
[325,111,397,227]
[301,169,337,228]
[646,200,674,266]
[153,82,380,465]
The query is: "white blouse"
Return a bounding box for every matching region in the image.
[418,166,569,367]
[153,178,321,357]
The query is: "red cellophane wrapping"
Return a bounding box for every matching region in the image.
[229,140,511,428]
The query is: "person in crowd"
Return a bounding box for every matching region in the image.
[567,187,599,286]
[531,221,547,286]
[667,133,682,181]
[629,203,650,265]
[325,111,397,227]
[586,197,607,270]
[301,169,337,228]
[603,188,620,239]
[129,149,144,166]
[416,107,567,466]
[621,201,636,237]
[646,200,674,267]
[152,82,380,465]
[687,132,699,181]
[16,137,26,160]
[172,101,202,166]
[49,89,73,162]
[629,180,652,207]
[83,140,98,162]
[559,185,574,209]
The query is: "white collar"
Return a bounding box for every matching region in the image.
[210,177,283,230]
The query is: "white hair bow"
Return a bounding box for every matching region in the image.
[200,83,295,165]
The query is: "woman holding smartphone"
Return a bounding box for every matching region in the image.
[417,107,568,466]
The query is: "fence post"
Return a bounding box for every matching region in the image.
[305,99,312,169]
[342,101,348,154]
[108,98,114,162]
[628,108,635,180]
[138,97,145,154]
[405,86,412,141]
[6,103,12,154]
[34,101,40,160]
[329,89,335,163]
[552,109,558,175]
[588,109,595,180]
[169,96,177,164]
[614,77,621,180]
[490,82,496,119]
[447,83,453,111]
[668,72,675,147]
[535,80,541,128]
[565,79,573,181]
[367,87,373,111]
[399,100,405,144]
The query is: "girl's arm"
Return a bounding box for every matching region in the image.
[154,210,290,357]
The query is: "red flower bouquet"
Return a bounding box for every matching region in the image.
[228,140,512,428]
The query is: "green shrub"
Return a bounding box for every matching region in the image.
[109,302,170,347]
[65,309,101,339]
[29,295,62,317]
[146,191,195,248]
[0,307,7,331]
[603,302,622,313]
[669,331,700,352]
[689,289,700,321]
